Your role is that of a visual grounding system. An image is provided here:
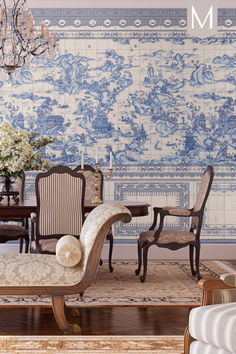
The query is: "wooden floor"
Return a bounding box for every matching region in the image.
[0,260,235,336]
[0,306,192,336]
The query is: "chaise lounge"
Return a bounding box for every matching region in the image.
[0,202,132,334]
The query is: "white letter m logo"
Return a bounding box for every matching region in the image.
[192,5,213,29]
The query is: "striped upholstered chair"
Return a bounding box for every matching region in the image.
[184,274,236,354]
[74,164,114,272]
[31,166,85,254]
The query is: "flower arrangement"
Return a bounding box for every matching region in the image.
[0,122,56,179]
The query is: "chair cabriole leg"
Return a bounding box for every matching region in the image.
[189,244,197,276]
[52,295,81,334]
[107,232,114,273]
[195,243,202,280]
[140,244,149,283]
[135,240,142,275]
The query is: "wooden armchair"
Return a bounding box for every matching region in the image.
[184,274,236,354]
[0,202,132,334]
[136,165,214,282]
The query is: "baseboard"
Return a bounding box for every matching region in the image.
[1,243,236,259]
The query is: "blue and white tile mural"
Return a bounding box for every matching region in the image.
[5,8,236,243]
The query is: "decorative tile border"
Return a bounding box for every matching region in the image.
[30,8,236,29]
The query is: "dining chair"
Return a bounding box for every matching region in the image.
[30,165,85,254]
[74,164,114,272]
[0,172,29,253]
[135,165,214,282]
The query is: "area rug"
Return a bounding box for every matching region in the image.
[0,260,233,307]
[0,335,184,353]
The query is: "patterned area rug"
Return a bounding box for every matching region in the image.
[0,260,232,307]
[0,335,184,353]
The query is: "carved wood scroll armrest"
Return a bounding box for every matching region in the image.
[198,278,236,305]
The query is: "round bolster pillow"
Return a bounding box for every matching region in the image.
[56,235,82,267]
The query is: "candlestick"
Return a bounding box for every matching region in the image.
[21,10,25,23]
[27,28,31,40]
[41,22,44,36]
[2,26,6,39]
[53,32,56,46]
[81,148,84,169]
[0,9,3,22]
[45,28,50,42]
[92,163,103,204]
[109,151,112,169]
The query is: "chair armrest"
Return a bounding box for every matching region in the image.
[149,206,193,230]
[198,277,236,305]
[167,208,191,216]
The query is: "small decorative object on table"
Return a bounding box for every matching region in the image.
[93,148,112,204]
[80,147,113,205]
[0,122,56,205]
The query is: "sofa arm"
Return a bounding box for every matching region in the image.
[198,277,236,305]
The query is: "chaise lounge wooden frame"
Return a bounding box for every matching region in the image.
[0,202,132,334]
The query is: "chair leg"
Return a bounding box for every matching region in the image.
[19,238,23,253]
[31,220,35,241]
[189,245,197,276]
[140,244,150,283]
[195,244,202,280]
[51,295,81,334]
[107,232,114,273]
[25,236,29,253]
[135,240,142,276]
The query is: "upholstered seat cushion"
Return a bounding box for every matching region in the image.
[190,341,233,354]
[0,225,28,237]
[189,302,236,353]
[139,229,196,244]
[0,253,84,287]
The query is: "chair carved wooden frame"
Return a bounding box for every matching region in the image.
[135,165,214,282]
[74,164,114,272]
[0,172,29,253]
[32,165,85,254]
[184,275,236,354]
[0,202,132,334]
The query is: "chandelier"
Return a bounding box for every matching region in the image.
[0,0,58,75]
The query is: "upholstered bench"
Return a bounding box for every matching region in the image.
[0,202,132,334]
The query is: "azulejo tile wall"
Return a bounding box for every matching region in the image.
[11,8,236,243]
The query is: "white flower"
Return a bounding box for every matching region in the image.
[0,122,56,177]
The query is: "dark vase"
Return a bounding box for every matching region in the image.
[0,174,15,193]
